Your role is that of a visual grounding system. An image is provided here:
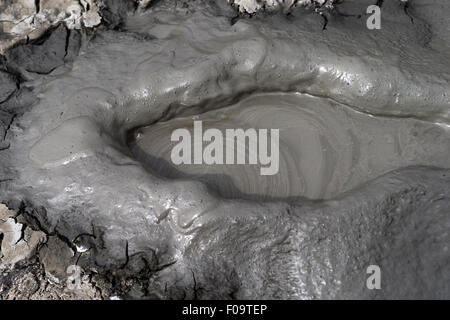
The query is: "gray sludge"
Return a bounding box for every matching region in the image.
[0,0,449,299]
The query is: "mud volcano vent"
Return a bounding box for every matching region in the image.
[0,0,449,299]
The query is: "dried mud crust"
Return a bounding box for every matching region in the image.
[0,204,158,300]
[0,204,98,300]
[227,0,410,13]
[0,262,103,300]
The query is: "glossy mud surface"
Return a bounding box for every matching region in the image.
[1,0,449,299]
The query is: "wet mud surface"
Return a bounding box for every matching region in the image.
[0,0,449,299]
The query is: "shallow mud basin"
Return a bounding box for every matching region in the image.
[131,92,450,200]
[1,0,450,299]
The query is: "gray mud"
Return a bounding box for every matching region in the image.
[0,0,449,299]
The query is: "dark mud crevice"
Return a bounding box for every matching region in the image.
[15,202,76,254]
[34,0,41,14]
[5,23,81,75]
[0,232,4,255]
[100,0,139,30]
[2,113,16,141]
[0,61,22,151]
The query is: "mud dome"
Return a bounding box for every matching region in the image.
[1,0,450,299]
